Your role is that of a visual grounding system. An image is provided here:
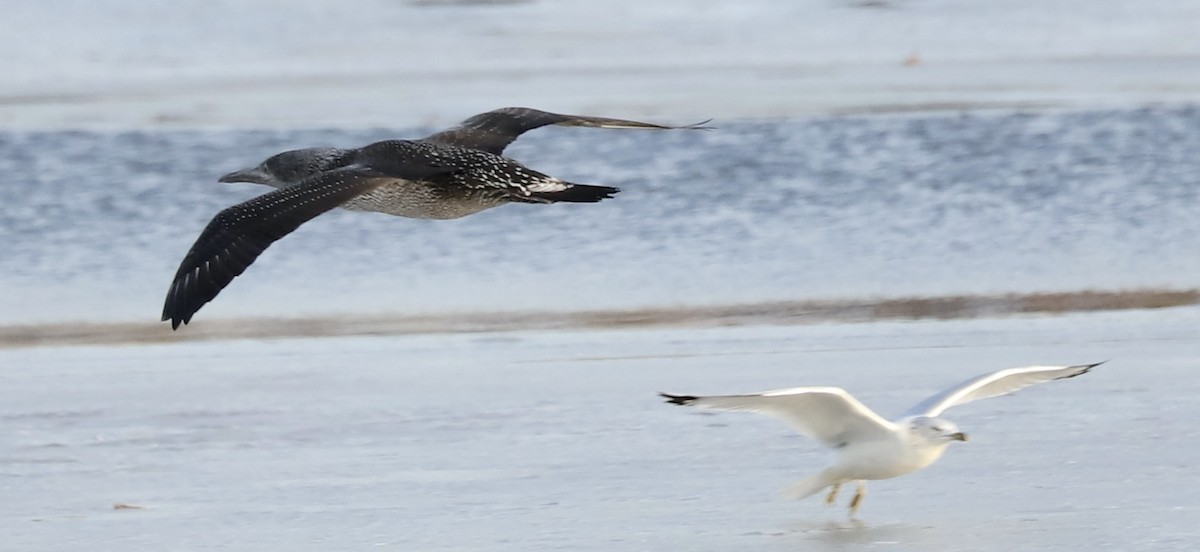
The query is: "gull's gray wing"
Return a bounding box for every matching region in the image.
[902,363,1102,418]
[661,387,898,448]
[422,107,713,155]
[161,167,393,330]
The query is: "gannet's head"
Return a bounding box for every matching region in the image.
[219,147,352,187]
[909,416,968,445]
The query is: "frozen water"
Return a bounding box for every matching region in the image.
[2,308,1197,550]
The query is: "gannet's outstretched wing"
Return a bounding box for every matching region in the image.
[424,107,712,155]
[162,167,394,329]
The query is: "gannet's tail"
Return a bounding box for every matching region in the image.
[530,183,619,203]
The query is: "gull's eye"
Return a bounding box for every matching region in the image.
[931,426,942,432]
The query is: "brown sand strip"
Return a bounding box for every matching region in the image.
[2,288,1196,350]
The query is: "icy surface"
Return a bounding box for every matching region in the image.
[2,0,1200,127]
[2,308,1197,550]
[1,107,1199,324]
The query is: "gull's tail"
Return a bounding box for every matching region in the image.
[783,471,837,500]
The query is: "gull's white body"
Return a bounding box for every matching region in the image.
[661,363,1099,515]
[827,428,946,481]
[782,414,953,502]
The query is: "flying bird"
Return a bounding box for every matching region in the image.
[660,363,1099,516]
[162,107,710,329]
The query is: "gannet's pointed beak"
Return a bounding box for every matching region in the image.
[218,167,272,184]
[950,432,968,442]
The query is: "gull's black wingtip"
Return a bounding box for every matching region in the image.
[687,118,716,130]
[659,392,698,406]
[1062,361,1105,379]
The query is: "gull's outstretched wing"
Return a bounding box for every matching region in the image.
[660,387,897,448]
[902,363,1101,418]
[161,167,392,330]
[423,107,713,155]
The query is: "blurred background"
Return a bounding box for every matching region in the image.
[2,0,1199,341]
[5,0,1200,127]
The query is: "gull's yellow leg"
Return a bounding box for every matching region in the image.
[848,480,868,517]
[824,483,842,505]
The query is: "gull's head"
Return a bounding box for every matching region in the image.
[910,416,969,445]
[219,147,351,186]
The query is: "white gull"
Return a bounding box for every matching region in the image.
[661,363,1100,516]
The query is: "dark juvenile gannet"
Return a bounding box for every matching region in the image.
[162,107,710,329]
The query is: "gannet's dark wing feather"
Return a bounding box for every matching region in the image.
[162,167,391,329]
[422,107,713,155]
